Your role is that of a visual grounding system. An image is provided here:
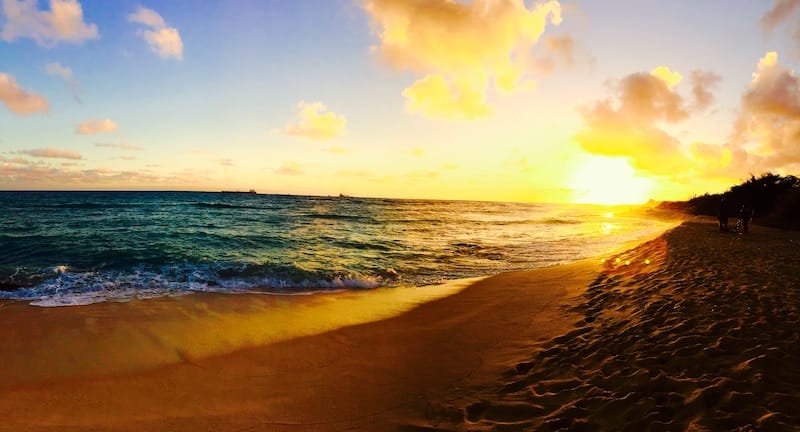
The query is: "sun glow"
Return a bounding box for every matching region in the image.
[569,156,653,205]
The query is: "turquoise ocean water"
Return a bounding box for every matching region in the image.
[0,192,666,307]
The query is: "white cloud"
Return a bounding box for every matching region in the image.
[127,6,183,61]
[77,118,117,135]
[0,72,49,114]
[284,101,347,140]
[127,6,165,28]
[0,0,98,46]
[44,62,81,102]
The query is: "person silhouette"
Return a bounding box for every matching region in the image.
[718,197,729,231]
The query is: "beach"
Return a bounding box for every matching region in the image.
[2,218,799,431]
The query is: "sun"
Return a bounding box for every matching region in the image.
[569,156,654,205]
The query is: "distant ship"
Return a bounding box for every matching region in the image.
[221,189,257,194]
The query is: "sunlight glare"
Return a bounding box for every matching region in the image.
[569,156,654,205]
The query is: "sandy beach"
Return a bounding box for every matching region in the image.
[2,218,799,431]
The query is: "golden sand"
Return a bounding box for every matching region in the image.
[1,218,798,431]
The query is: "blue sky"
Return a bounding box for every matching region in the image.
[2,1,800,203]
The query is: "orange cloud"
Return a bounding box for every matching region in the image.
[0,72,49,114]
[20,147,82,160]
[284,101,347,140]
[363,0,562,119]
[0,0,98,46]
[77,118,118,135]
[128,6,183,60]
[545,35,574,64]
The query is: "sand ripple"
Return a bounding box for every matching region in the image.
[425,221,800,431]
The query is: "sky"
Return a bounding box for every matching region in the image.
[3,0,800,204]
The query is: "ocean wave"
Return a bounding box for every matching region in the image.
[0,263,387,307]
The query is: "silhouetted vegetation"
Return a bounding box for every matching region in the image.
[683,173,800,229]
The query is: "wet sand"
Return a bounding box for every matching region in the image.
[2,218,799,431]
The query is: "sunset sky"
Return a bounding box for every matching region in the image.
[3,0,800,204]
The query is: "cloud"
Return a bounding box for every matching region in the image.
[576,53,800,183]
[77,118,117,135]
[127,6,183,60]
[402,74,490,119]
[761,0,800,30]
[284,101,347,140]
[275,161,303,176]
[127,6,165,28]
[761,1,800,57]
[363,0,562,119]
[44,62,81,102]
[0,0,98,46]
[689,70,722,111]
[219,158,234,167]
[0,72,49,114]
[0,162,163,188]
[735,51,800,170]
[544,35,575,65]
[574,67,691,176]
[94,142,142,151]
[650,66,682,89]
[20,147,82,160]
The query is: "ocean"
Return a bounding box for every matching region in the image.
[0,191,668,307]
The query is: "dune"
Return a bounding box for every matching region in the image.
[1,218,798,431]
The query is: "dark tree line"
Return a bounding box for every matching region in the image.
[684,173,800,229]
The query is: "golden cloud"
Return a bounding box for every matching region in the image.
[0,0,98,46]
[363,0,562,119]
[77,118,118,135]
[575,67,692,176]
[650,66,682,89]
[0,72,49,114]
[284,101,347,140]
[578,53,800,183]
